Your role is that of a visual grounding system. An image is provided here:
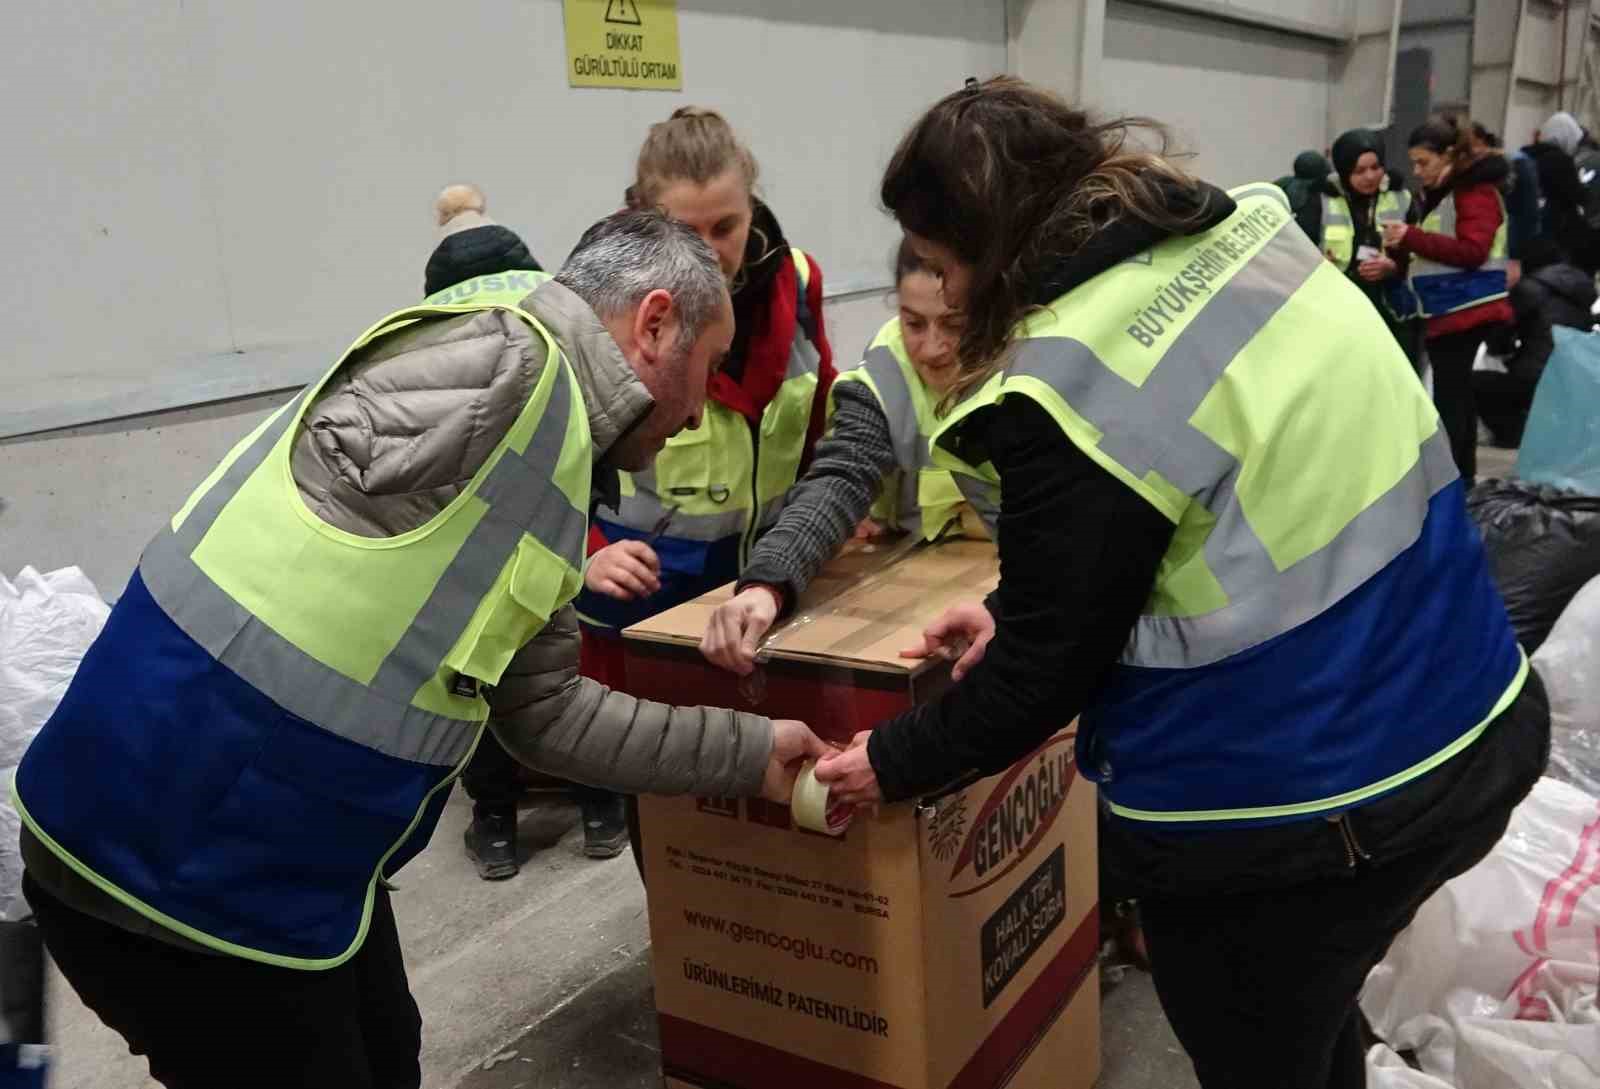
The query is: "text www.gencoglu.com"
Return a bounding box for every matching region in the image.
[683,910,880,974]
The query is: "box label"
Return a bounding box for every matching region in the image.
[979,846,1066,1008]
[947,734,1077,898]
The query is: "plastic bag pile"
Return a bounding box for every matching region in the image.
[1466,481,1600,652]
[0,567,109,921]
[1362,778,1600,1088]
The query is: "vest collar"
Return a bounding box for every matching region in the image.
[523,280,655,477]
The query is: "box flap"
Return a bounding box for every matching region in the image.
[623,539,999,674]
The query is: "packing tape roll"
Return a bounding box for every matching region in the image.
[791,763,851,836]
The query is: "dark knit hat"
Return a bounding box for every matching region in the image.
[424,226,540,297]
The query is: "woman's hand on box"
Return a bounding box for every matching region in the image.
[762,720,832,803]
[899,600,995,681]
[814,731,882,806]
[700,585,783,675]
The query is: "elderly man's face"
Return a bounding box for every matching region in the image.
[609,292,734,471]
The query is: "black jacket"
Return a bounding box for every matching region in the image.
[1500,261,1597,384]
[424,226,540,297]
[865,183,1239,803]
[1522,141,1588,243]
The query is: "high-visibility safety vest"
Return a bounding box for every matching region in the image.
[833,318,999,540]
[931,184,1527,826]
[1408,190,1510,317]
[585,248,823,624]
[14,301,592,967]
[1320,186,1410,268]
[423,268,550,307]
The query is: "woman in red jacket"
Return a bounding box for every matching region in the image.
[1384,117,1513,485]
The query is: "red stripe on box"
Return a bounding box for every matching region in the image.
[625,644,924,746]
[657,905,1099,1089]
[659,1015,910,1089]
[946,905,1100,1089]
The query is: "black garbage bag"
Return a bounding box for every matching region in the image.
[1467,479,1600,652]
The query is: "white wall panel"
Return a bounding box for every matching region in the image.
[1101,1,1335,186]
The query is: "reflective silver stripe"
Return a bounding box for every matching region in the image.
[1126,428,1456,668]
[139,534,476,766]
[956,475,1002,533]
[1011,212,1446,665]
[1231,183,1291,212]
[369,361,583,700]
[600,467,749,542]
[787,333,822,380]
[1321,196,1352,228]
[858,349,926,531]
[173,391,308,552]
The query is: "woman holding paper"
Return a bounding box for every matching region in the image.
[814,79,1548,1089]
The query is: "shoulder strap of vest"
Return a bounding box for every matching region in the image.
[789,247,811,293]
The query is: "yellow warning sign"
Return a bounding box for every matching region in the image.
[564,0,682,91]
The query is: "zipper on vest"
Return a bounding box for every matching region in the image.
[1327,812,1371,869]
[739,417,761,567]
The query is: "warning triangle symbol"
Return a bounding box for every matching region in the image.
[605,0,642,26]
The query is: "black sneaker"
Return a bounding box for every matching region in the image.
[581,795,630,859]
[463,808,520,880]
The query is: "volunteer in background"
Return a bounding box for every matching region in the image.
[815,78,1547,1089]
[1274,148,1332,242]
[1383,116,1513,486]
[1478,236,1598,447]
[1471,123,1539,287]
[576,107,835,866]
[15,210,827,1089]
[423,183,542,299]
[1520,111,1592,266]
[1316,129,1419,365]
[421,184,630,875]
[700,240,997,668]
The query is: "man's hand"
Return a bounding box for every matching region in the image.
[761,719,832,803]
[814,731,881,806]
[1357,254,1397,282]
[899,600,995,681]
[585,540,661,601]
[853,516,888,540]
[701,586,781,675]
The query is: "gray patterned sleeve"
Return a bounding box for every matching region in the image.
[740,381,900,602]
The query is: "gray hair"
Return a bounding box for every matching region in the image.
[556,209,727,345]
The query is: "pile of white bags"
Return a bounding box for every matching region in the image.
[1362,778,1600,1088]
[0,567,109,921]
[1533,574,1600,798]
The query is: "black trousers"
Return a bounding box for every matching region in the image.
[1104,672,1549,1089]
[26,876,422,1089]
[1428,328,1501,486]
[1473,370,1536,448]
[459,728,616,819]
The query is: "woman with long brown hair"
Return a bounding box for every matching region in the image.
[814,78,1546,1089]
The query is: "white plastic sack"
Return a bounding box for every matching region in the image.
[1361,779,1600,1088]
[1367,1045,1454,1089]
[1534,575,1600,798]
[0,567,109,920]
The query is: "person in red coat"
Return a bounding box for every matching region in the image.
[1384,116,1514,485]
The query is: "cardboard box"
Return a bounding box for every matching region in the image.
[624,540,1101,1089]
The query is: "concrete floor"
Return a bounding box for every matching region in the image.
[47,787,1195,1089]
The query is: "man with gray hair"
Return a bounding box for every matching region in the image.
[16,208,826,1087]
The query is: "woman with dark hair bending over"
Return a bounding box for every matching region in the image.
[815,79,1546,1089]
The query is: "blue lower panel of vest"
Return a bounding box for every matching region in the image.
[15,571,455,962]
[0,1047,47,1089]
[1083,481,1523,824]
[1412,269,1507,317]
[577,520,742,630]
